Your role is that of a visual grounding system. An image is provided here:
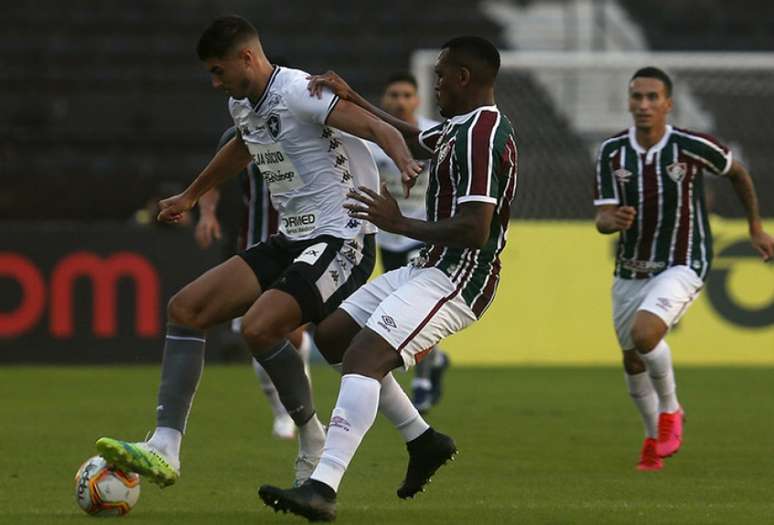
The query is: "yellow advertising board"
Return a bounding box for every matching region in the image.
[434,219,774,365]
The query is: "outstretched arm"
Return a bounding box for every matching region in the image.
[726,160,773,261]
[345,183,493,249]
[308,71,431,159]
[326,100,422,197]
[158,135,252,223]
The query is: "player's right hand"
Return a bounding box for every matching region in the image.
[158,193,195,224]
[614,206,637,230]
[399,158,423,198]
[307,71,352,100]
[194,214,222,249]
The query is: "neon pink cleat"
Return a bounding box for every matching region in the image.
[636,437,663,471]
[656,407,685,458]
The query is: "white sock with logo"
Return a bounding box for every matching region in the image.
[328,364,429,442]
[310,374,380,492]
[638,340,680,413]
[624,372,659,438]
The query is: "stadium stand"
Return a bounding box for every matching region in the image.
[2,1,770,220]
[618,0,774,217]
[0,0,502,220]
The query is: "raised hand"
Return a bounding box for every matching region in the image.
[306,71,353,100]
[344,183,405,233]
[399,159,423,198]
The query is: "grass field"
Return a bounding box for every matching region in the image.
[1,364,772,524]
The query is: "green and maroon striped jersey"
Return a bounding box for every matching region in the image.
[594,125,732,280]
[416,105,518,318]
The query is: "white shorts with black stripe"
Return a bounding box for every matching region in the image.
[239,233,376,324]
[340,265,477,369]
[612,265,704,350]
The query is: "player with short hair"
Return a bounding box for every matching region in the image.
[259,36,517,521]
[94,14,426,488]
[369,72,450,413]
[196,126,312,441]
[593,66,773,471]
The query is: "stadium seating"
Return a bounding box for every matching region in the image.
[1,0,501,220]
[619,0,774,217]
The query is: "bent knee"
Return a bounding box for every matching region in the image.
[241,320,285,354]
[167,292,210,331]
[342,330,402,378]
[630,323,663,353]
[622,350,646,374]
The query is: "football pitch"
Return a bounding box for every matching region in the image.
[1,364,772,524]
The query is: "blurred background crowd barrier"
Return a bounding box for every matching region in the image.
[1,0,772,363]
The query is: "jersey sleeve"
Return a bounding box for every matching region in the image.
[417,123,445,153]
[454,111,501,205]
[593,142,620,206]
[283,76,340,125]
[683,131,733,176]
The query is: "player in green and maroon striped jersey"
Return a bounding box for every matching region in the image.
[594,67,774,472]
[259,37,517,520]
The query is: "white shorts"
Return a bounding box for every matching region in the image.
[612,265,704,350]
[340,265,477,369]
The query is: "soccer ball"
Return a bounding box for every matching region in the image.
[74,456,140,516]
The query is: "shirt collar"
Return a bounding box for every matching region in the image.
[628,124,672,164]
[252,66,280,113]
[448,105,498,125]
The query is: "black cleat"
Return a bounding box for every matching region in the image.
[397,428,457,499]
[259,480,337,522]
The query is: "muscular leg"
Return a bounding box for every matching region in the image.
[241,290,310,422]
[251,324,310,437]
[631,311,679,413]
[241,290,326,475]
[141,257,261,464]
[315,310,430,442]
[309,329,401,492]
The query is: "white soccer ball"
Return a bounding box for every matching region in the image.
[74,455,140,516]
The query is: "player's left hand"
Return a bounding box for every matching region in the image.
[344,183,405,233]
[750,227,774,261]
[306,71,352,100]
[158,193,195,224]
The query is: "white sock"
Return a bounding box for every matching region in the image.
[148,426,182,463]
[252,358,289,419]
[638,340,680,413]
[624,371,659,438]
[411,378,432,390]
[381,373,429,442]
[328,363,429,442]
[298,414,326,457]
[311,374,380,492]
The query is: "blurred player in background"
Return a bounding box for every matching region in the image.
[95,15,425,489]
[195,125,313,441]
[260,36,517,521]
[369,72,449,413]
[593,67,774,471]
